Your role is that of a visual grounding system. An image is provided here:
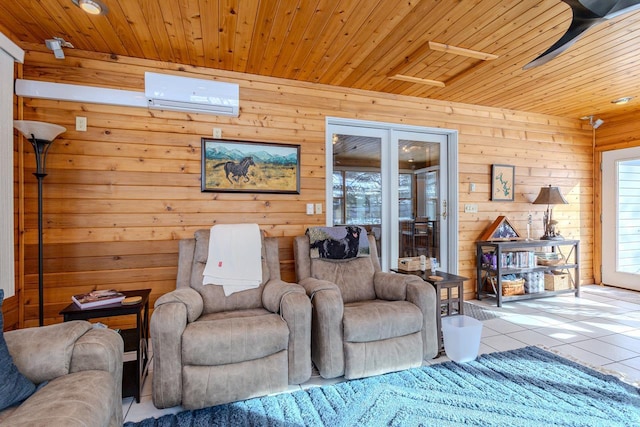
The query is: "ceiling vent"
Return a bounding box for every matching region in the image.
[145,72,239,117]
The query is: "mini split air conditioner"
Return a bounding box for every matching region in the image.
[145,72,239,117]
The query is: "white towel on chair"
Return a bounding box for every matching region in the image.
[202,224,263,296]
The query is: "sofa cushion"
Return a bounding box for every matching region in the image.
[310,257,376,303]
[0,370,114,427]
[182,312,289,365]
[0,290,36,412]
[343,300,423,342]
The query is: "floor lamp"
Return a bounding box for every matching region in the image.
[14,120,66,326]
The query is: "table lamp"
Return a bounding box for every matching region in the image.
[532,185,568,240]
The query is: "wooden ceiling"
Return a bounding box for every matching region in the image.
[3,0,640,121]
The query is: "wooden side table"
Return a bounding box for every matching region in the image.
[60,289,151,403]
[391,270,468,355]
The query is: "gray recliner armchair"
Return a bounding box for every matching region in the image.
[294,233,438,379]
[151,229,312,410]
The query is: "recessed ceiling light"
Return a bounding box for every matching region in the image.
[72,0,108,15]
[611,96,634,105]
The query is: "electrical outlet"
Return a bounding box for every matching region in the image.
[306,203,314,215]
[315,203,322,214]
[464,204,478,213]
[76,116,87,132]
[213,128,222,138]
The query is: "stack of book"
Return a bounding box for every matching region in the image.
[72,289,125,309]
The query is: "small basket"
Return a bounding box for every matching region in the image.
[544,272,570,290]
[536,252,564,266]
[397,257,422,271]
[502,278,525,296]
[487,276,525,296]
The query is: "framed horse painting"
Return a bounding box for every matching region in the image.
[201,138,301,194]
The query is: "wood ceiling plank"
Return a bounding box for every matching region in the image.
[231,0,261,72]
[293,0,376,81]
[138,0,176,62]
[96,1,144,58]
[272,0,334,78]
[257,0,309,76]
[427,42,498,61]
[178,0,205,66]
[378,0,538,96]
[116,0,161,60]
[245,0,281,74]
[219,0,240,71]
[340,0,481,90]
[268,0,322,77]
[159,0,191,65]
[0,3,46,44]
[198,0,221,67]
[318,0,418,86]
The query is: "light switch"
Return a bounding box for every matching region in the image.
[315,203,322,214]
[306,203,314,215]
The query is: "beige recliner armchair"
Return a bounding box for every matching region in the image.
[294,233,438,380]
[151,229,312,410]
[1,321,123,427]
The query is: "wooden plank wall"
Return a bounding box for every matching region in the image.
[592,110,640,284]
[15,46,594,328]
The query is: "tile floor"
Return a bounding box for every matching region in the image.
[122,284,640,423]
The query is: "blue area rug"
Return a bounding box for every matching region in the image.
[126,346,640,426]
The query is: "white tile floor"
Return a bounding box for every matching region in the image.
[122,284,640,423]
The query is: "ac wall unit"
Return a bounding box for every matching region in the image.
[145,72,239,117]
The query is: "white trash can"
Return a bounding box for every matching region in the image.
[441,315,483,363]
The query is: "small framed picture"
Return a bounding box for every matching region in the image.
[201,138,300,194]
[491,164,515,201]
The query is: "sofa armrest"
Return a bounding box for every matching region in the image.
[151,289,201,408]
[405,277,439,359]
[373,271,411,301]
[262,279,306,313]
[70,328,124,426]
[263,279,312,384]
[154,287,203,322]
[300,277,344,379]
[4,321,92,384]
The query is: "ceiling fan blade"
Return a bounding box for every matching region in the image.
[523,0,640,70]
[523,0,604,70]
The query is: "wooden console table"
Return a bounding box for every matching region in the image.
[60,288,151,403]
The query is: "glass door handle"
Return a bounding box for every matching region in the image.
[442,200,447,220]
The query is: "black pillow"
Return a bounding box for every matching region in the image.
[0,289,37,411]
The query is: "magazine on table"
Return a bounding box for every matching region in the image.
[72,289,126,309]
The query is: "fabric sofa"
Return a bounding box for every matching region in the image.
[294,233,438,379]
[151,229,311,410]
[0,320,124,427]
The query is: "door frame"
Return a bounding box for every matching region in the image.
[325,117,459,273]
[601,146,640,291]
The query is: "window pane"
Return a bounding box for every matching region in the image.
[345,171,381,225]
[333,198,344,225]
[332,172,344,197]
[398,174,412,198]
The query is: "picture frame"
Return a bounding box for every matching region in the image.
[201,138,300,194]
[491,164,515,201]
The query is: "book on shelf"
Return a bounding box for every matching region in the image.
[72,289,126,309]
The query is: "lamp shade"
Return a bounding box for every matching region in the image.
[14,120,66,142]
[532,185,568,205]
